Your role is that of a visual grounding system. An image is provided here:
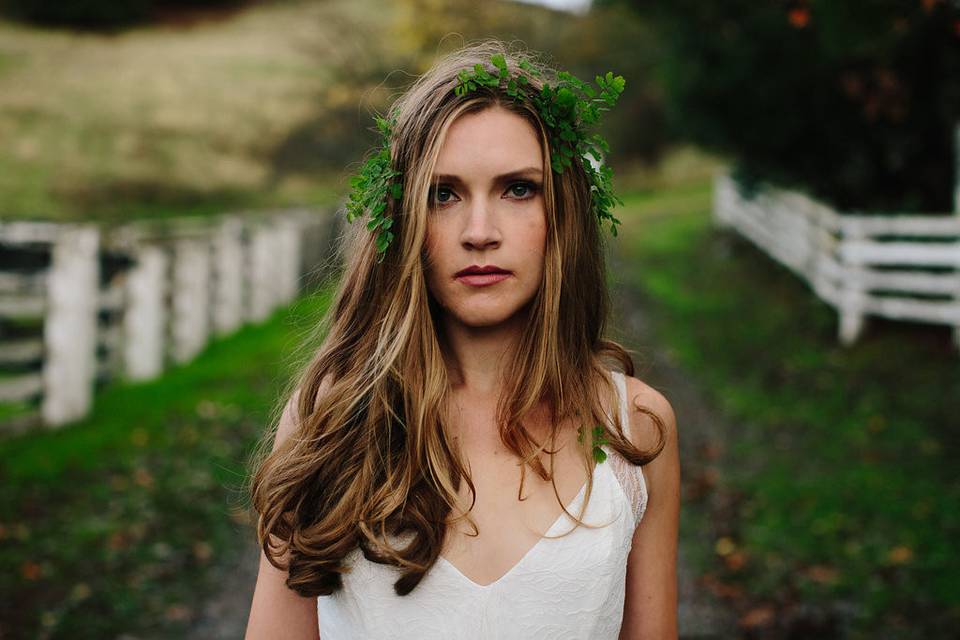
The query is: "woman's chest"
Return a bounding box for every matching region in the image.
[440,422,598,587]
[323,453,635,639]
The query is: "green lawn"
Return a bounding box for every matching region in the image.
[614,173,960,638]
[0,0,395,222]
[0,283,333,640]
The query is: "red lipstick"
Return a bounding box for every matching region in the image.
[455,264,512,287]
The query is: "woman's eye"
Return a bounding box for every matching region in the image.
[506,182,538,199]
[431,186,457,206]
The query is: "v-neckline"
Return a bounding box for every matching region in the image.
[436,455,605,590]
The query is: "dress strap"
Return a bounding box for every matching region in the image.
[611,370,631,440]
[607,369,649,528]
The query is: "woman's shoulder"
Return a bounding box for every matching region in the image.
[619,373,677,455]
[275,375,336,451]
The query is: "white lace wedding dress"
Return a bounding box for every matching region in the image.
[316,370,648,639]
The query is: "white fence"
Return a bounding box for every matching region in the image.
[0,208,336,434]
[713,173,960,353]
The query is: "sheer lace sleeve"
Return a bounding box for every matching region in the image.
[607,370,649,529]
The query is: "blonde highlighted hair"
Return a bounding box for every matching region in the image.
[248,39,665,597]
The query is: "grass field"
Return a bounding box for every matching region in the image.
[0,0,400,222]
[0,283,333,639]
[613,167,960,638]
[2,153,957,637]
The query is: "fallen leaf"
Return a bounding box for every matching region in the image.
[739,605,776,628]
[193,541,213,562]
[108,531,129,551]
[70,583,92,601]
[164,603,193,622]
[134,468,155,488]
[715,536,736,556]
[700,572,744,599]
[888,545,913,565]
[804,564,839,584]
[724,550,748,572]
[21,561,42,581]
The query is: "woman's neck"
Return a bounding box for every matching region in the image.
[441,309,526,397]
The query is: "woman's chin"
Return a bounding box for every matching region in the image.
[448,305,524,330]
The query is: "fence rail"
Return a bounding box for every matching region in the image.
[713,173,960,353]
[0,207,336,435]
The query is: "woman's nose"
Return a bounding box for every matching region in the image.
[460,198,501,250]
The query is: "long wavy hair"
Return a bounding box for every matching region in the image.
[247,39,666,598]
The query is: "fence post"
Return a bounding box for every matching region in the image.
[211,216,244,336]
[712,173,734,230]
[123,244,167,380]
[171,236,211,363]
[953,122,960,351]
[246,223,274,322]
[41,225,99,426]
[277,214,302,304]
[837,224,867,347]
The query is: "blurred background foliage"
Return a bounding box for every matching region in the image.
[0,0,669,223]
[604,0,960,212]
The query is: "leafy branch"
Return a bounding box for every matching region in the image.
[345,113,403,262]
[577,424,610,464]
[347,54,627,259]
[454,55,626,238]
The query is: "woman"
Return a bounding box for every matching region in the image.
[245,40,679,639]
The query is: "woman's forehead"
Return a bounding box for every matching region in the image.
[433,106,543,178]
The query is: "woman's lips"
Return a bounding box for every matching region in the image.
[456,272,511,287]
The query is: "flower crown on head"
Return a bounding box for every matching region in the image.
[345,53,626,262]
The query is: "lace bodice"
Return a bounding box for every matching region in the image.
[316,370,648,639]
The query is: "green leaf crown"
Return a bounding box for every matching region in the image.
[346,53,626,262]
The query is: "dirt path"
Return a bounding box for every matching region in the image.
[180,531,259,640]
[609,249,739,639]
[181,261,738,639]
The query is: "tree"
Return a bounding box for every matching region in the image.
[608,0,960,212]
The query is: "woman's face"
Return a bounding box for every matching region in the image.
[423,105,548,329]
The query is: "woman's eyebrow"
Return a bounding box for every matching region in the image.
[431,167,543,185]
